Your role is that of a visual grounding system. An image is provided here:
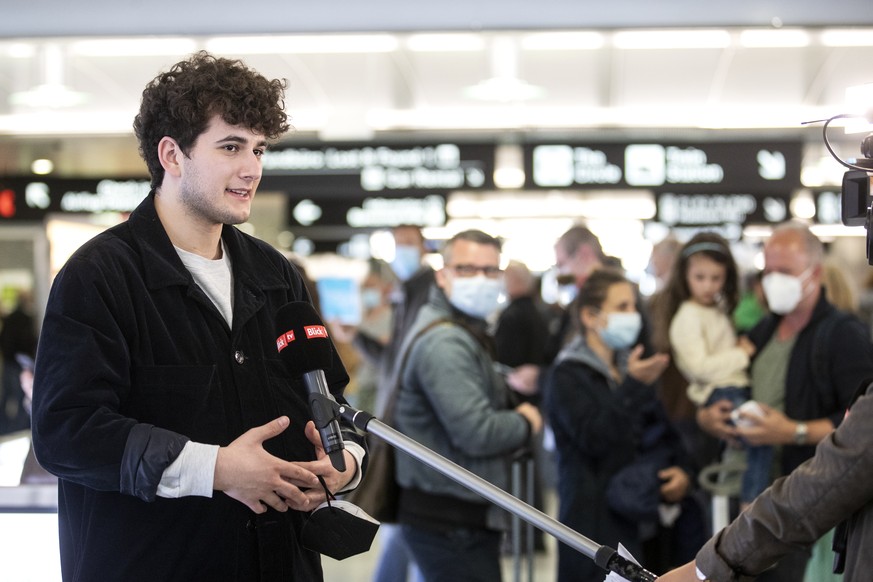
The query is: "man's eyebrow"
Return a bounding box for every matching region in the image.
[215,135,269,148]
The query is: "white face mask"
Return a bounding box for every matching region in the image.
[762,268,812,315]
[448,275,503,319]
[598,312,642,350]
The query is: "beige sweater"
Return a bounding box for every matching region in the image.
[668,300,750,405]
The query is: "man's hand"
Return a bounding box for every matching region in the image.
[213,416,320,514]
[696,400,739,443]
[514,402,543,435]
[659,466,691,504]
[735,403,795,446]
[656,561,702,581]
[626,345,670,385]
[293,421,357,506]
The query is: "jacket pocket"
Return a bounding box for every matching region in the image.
[126,365,219,436]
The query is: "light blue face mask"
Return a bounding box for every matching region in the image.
[448,275,503,319]
[391,245,421,281]
[599,312,642,350]
[361,288,382,310]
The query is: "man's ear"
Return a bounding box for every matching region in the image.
[158,136,182,178]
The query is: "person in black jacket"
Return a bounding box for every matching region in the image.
[545,268,696,581]
[31,51,364,582]
[495,260,549,370]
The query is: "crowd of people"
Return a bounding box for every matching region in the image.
[335,219,873,582]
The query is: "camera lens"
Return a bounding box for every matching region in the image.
[862,133,873,159]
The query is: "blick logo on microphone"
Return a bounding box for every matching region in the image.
[304,325,328,339]
[276,330,295,353]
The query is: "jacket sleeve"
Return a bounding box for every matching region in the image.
[31,255,189,501]
[696,385,873,580]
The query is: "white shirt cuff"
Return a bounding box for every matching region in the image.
[156,441,219,499]
[338,441,365,494]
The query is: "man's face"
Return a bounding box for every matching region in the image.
[763,232,813,280]
[436,239,501,297]
[176,115,267,227]
[555,243,592,288]
[763,230,821,312]
[393,226,424,251]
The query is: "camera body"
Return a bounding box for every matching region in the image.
[839,133,873,263]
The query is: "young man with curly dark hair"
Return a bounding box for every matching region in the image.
[31,51,366,581]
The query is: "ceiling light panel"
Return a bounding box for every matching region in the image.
[820,28,873,47]
[205,34,399,55]
[70,38,199,57]
[405,33,486,52]
[612,29,731,50]
[521,32,605,51]
[739,29,811,48]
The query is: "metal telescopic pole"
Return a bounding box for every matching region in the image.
[336,402,658,582]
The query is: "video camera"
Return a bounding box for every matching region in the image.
[813,114,873,263]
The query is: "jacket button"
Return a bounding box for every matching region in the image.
[234,350,245,364]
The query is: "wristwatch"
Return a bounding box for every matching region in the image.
[794,421,809,445]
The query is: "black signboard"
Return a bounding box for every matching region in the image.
[0,177,150,222]
[654,191,793,227]
[260,142,492,231]
[523,141,802,193]
[261,142,494,197]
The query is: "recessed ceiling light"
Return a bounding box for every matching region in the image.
[463,77,546,102]
[9,84,90,109]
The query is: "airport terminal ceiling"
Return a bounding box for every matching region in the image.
[2,0,873,36]
[0,1,872,177]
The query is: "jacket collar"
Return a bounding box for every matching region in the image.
[125,191,287,302]
[555,334,629,390]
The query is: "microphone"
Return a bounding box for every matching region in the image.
[275,301,346,472]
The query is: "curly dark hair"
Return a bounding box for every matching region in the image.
[133,51,289,189]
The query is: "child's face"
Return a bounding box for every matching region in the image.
[686,254,727,306]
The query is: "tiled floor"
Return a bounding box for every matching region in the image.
[322,526,560,582]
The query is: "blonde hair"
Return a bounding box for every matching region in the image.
[822,260,858,313]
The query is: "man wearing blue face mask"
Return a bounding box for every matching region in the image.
[694,221,873,581]
[392,229,543,582]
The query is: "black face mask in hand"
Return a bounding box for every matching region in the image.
[300,476,380,560]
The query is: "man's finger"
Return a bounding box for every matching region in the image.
[303,420,324,452]
[242,416,290,444]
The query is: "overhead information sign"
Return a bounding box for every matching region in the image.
[0,178,150,221]
[261,142,493,196]
[525,141,802,192]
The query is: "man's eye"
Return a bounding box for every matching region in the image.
[254,149,265,157]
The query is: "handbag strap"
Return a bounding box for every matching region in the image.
[380,318,453,424]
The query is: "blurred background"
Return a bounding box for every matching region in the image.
[1,1,873,579]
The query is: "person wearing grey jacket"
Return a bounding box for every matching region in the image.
[393,229,542,582]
